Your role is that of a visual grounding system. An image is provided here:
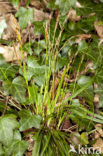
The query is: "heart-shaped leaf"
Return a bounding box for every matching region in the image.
[0,115,19,146]
[19,109,42,131]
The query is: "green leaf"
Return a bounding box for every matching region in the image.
[77,76,94,108]
[26,56,46,86]
[78,40,88,51]
[34,40,46,55]
[3,76,26,103]
[13,130,21,141]
[0,115,19,146]
[33,21,44,35]
[19,109,42,131]
[16,7,34,30]
[56,0,76,15]
[80,132,89,145]
[5,140,28,156]
[23,43,33,55]
[11,140,28,156]
[0,19,7,38]
[0,54,18,80]
[9,0,20,6]
[56,55,68,71]
[77,76,92,86]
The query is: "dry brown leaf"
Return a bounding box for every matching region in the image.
[19,0,27,6]
[95,124,103,137]
[31,0,41,9]
[75,34,92,43]
[25,134,34,152]
[70,132,81,145]
[34,8,49,21]
[93,138,103,153]
[0,1,15,16]
[60,118,72,130]
[68,9,81,22]
[0,44,27,62]
[0,14,17,40]
[94,21,103,38]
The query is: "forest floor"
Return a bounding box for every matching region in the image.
[0,0,103,155]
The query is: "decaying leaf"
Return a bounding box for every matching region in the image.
[94,21,103,38]
[68,9,81,22]
[0,14,17,40]
[34,8,49,21]
[0,0,15,16]
[95,124,103,137]
[75,34,92,43]
[60,118,72,130]
[30,0,41,9]
[0,44,27,62]
[0,19,7,38]
[25,134,34,152]
[93,138,103,153]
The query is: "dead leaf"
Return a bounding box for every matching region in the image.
[68,9,81,22]
[94,21,103,38]
[34,8,49,21]
[75,34,92,43]
[60,118,72,130]
[30,0,41,9]
[25,133,34,152]
[0,14,17,40]
[0,0,15,16]
[95,124,103,137]
[19,0,27,6]
[70,132,81,145]
[93,138,103,153]
[0,44,27,62]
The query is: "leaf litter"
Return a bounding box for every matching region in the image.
[0,0,103,155]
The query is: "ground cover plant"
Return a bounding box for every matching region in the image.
[0,0,103,155]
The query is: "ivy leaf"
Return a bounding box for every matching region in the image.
[5,140,28,156]
[78,40,88,51]
[3,76,26,103]
[16,7,34,30]
[56,55,68,71]
[0,54,18,80]
[34,21,45,35]
[0,115,19,146]
[23,43,33,55]
[26,56,46,86]
[19,109,42,131]
[56,0,76,15]
[77,76,94,106]
[0,19,7,38]
[34,40,46,55]
[12,140,28,156]
[80,132,89,145]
